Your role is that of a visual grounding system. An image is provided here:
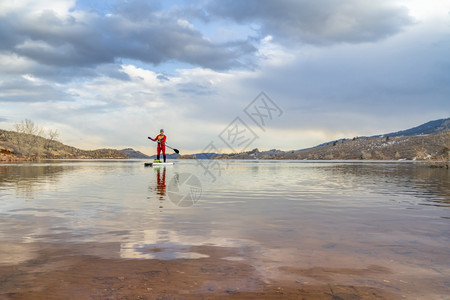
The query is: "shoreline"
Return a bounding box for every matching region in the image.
[1,156,449,162]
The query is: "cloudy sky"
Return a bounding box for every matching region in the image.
[0,0,449,155]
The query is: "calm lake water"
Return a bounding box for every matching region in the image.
[0,160,449,299]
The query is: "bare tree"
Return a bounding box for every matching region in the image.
[14,119,43,136]
[46,129,59,151]
[14,119,44,156]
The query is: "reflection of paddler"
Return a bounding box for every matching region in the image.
[155,167,166,197]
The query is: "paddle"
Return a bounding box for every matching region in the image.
[147,137,180,154]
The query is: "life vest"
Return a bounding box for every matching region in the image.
[156,134,166,144]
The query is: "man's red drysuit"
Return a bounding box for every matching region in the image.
[152,134,166,157]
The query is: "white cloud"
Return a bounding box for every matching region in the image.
[0,53,35,73]
[0,0,75,17]
[176,18,194,30]
[400,0,450,21]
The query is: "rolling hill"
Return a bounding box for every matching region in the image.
[373,118,450,137]
[181,118,450,161]
[0,129,128,161]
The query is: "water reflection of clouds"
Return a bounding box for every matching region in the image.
[120,229,254,260]
[0,164,70,199]
[0,242,39,265]
[318,163,450,206]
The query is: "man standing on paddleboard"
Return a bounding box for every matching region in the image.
[149,129,167,162]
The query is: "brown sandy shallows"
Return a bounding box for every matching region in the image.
[0,243,398,300]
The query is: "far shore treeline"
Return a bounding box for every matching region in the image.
[0,119,127,161]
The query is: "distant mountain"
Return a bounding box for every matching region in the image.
[178,153,218,159]
[149,153,180,159]
[284,131,449,161]
[305,118,450,149]
[374,118,450,137]
[212,131,449,161]
[120,148,151,159]
[179,118,450,161]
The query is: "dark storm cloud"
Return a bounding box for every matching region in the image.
[114,0,161,20]
[0,19,22,50]
[177,82,216,96]
[0,1,257,71]
[1,0,413,78]
[206,0,414,45]
[157,74,170,81]
[100,15,256,70]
